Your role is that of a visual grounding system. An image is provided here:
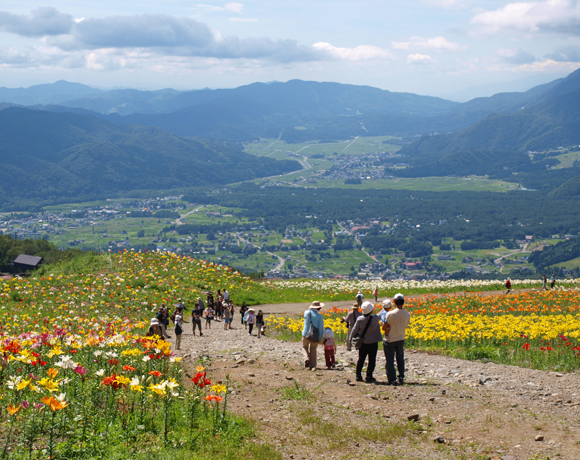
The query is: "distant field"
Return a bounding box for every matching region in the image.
[308,176,517,192]
[245,137,519,193]
[245,135,401,158]
[553,150,580,168]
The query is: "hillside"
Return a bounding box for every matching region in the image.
[400,69,580,159]
[0,108,300,210]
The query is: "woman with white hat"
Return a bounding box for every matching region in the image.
[302,301,325,370]
[174,314,183,350]
[351,301,382,383]
[246,308,256,335]
[146,318,164,339]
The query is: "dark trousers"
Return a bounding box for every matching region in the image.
[192,320,202,335]
[356,342,378,378]
[248,323,254,334]
[384,340,405,383]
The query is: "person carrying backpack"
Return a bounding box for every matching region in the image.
[351,301,382,383]
[302,301,325,370]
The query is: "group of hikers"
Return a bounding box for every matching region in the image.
[146,287,410,384]
[302,291,410,385]
[146,289,267,350]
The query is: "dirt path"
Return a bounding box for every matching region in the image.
[172,313,580,460]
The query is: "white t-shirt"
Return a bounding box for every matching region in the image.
[385,308,411,342]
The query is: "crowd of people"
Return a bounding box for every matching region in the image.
[146,289,411,385]
[146,289,268,349]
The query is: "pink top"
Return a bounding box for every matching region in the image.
[324,338,335,350]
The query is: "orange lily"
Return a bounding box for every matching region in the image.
[41,396,69,412]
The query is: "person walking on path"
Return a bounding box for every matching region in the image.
[223,303,232,330]
[256,310,265,338]
[355,291,364,307]
[351,301,382,384]
[246,308,256,335]
[157,305,171,339]
[174,314,183,350]
[176,298,186,312]
[240,302,249,329]
[191,306,203,337]
[302,301,325,370]
[343,304,361,351]
[204,305,214,330]
[228,302,235,327]
[505,278,511,295]
[383,293,411,385]
[322,328,337,369]
[542,274,547,290]
[373,287,379,302]
[550,274,556,289]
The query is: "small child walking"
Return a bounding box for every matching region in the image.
[322,328,337,369]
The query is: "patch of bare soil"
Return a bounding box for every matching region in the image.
[174,312,580,460]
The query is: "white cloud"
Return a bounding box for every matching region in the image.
[423,0,464,8]
[471,0,580,35]
[496,48,536,64]
[1,9,326,63]
[488,58,580,73]
[392,36,465,52]
[0,7,73,37]
[229,18,259,22]
[546,45,580,62]
[407,53,437,65]
[224,3,244,14]
[312,42,395,61]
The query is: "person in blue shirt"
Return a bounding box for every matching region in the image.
[302,301,325,370]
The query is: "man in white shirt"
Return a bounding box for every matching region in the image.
[382,293,411,385]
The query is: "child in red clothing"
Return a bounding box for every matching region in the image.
[322,328,337,369]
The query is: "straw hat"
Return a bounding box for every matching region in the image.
[309,300,324,309]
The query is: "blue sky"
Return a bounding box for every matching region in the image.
[1,0,580,99]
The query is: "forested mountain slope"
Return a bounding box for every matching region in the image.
[0,108,299,210]
[401,69,580,159]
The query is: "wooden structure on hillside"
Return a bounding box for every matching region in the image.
[13,254,43,273]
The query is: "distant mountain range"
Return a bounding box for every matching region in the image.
[2,74,578,146]
[0,108,299,210]
[2,71,580,208]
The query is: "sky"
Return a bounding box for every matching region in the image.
[2,0,580,99]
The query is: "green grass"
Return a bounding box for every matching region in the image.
[552,150,580,169]
[302,176,517,192]
[278,380,317,401]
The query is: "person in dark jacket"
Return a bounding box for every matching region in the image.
[351,301,382,383]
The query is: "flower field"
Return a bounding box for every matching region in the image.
[266,289,580,371]
[0,251,281,459]
[263,277,579,302]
